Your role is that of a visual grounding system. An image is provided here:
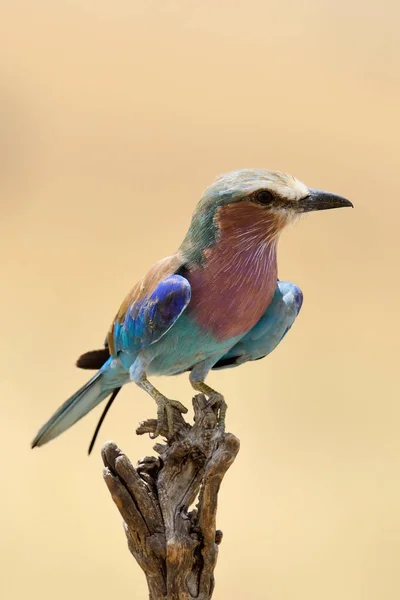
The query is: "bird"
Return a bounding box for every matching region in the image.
[31,169,353,451]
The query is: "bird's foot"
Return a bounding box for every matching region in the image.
[150,395,188,439]
[205,393,227,431]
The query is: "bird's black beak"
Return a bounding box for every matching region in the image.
[297,189,354,212]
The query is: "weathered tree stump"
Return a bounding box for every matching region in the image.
[102,394,240,600]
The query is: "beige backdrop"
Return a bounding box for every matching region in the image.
[1,1,399,599]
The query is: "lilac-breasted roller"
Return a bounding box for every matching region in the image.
[31,169,352,451]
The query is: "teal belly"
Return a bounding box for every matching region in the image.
[145,313,242,376]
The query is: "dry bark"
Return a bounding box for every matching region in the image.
[102,394,240,600]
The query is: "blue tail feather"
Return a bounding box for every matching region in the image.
[31,371,113,448]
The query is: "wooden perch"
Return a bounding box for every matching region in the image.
[102,394,240,600]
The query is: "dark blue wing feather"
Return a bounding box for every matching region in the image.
[113,274,191,354]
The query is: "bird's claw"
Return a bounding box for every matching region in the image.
[150,396,188,439]
[205,393,227,430]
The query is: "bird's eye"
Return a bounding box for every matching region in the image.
[255,189,274,204]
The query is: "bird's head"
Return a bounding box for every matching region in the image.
[180,169,353,264]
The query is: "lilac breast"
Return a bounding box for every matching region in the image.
[187,236,278,340]
[184,200,286,341]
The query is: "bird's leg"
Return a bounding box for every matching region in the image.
[139,377,188,438]
[129,358,187,438]
[192,381,227,429]
[189,362,227,430]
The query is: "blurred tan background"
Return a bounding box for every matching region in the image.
[1,1,399,599]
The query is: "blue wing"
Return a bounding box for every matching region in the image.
[32,275,191,450]
[112,274,191,355]
[212,281,303,370]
